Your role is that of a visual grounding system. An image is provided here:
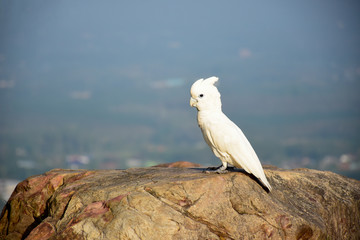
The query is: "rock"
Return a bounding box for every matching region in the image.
[153,161,201,168]
[1,165,359,240]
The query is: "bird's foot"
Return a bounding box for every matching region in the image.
[204,165,232,174]
[214,168,229,174]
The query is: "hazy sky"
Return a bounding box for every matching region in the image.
[1,0,359,82]
[0,1,359,176]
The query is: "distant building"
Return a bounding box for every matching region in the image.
[339,154,356,171]
[66,155,90,169]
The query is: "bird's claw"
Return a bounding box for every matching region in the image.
[203,165,231,174]
[214,169,229,174]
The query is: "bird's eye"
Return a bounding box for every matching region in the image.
[199,94,204,98]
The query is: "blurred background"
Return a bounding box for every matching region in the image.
[1,0,359,203]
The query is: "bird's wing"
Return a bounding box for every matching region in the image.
[206,114,271,189]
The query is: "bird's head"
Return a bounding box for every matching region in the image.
[190,76,222,111]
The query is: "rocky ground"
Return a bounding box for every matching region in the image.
[1,163,359,239]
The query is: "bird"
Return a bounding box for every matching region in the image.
[189,76,272,191]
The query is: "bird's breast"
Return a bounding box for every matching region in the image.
[197,111,224,128]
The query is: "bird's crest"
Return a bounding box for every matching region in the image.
[203,76,219,86]
[191,76,219,94]
[194,76,218,87]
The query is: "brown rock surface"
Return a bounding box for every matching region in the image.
[1,165,359,239]
[153,161,201,168]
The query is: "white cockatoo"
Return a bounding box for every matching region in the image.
[190,76,272,191]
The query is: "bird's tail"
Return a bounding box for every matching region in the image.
[259,174,272,192]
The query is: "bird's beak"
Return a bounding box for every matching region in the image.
[190,97,197,107]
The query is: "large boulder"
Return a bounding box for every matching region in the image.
[1,165,359,239]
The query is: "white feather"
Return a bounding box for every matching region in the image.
[190,76,272,191]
